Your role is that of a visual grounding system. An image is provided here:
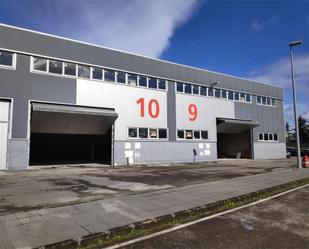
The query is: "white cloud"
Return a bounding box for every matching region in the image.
[249,54,309,89]
[250,15,279,32]
[248,54,309,126]
[251,20,263,32]
[16,0,200,58]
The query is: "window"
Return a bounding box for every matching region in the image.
[149,128,157,138]
[104,69,115,82]
[246,94,251,102]
[148,77,157,89]
[258,133,264,141]
[208,88,214,97]
[221,90,227,99]
[48,60,62,74]
[269,133,273,141]
[92,67,103,80]
[184,84,192,94]
[159,129,167,139]
[128,73,137,86]
[78,65,90,78]
[272,98,276,106]
[193,85,199,95]
[194,131,200,139]
[240,93,246,102]
[257,96,262,104]
[274,133,278,141]
[264,133,269,141]
[228,91,234,100]
[262,97,267,105]
[128,128,137,138]
[177,130,185,139]
[234,92,240,101]
[185,130,193,139]
[116,71,126,84]
[214,89,221,98]
[158,79,166,90]
[0,50,14,67]
[64,62,77,76]
[200,86,207,96]
[139,128,148,138]
[33,57,47,72]
[138,76,147,87]
[267,97,271,106]
[176,82,184,92]
[201,130,208,139]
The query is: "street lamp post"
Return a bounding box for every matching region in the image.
[289,40,303,169]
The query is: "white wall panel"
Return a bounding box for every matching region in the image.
[76,79,167,140]
[0,101,10,170]
[176,94,235,141]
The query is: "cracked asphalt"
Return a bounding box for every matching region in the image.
[0,158,297,215]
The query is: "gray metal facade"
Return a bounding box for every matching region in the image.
[0,24,286,170]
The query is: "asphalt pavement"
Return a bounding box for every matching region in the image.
[120,185,309,249]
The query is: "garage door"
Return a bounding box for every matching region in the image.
[0,101,10,170]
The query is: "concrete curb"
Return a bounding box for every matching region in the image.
[34,178,309,249]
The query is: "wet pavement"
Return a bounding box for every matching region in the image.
[120,185,309,249]
[0,158,297,214]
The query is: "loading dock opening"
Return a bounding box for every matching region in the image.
[29,103,118,166]
[216,118,259,159]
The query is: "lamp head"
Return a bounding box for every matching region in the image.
[289,41,303,47]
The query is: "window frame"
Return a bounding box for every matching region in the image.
[138,127,149,139]
[116,71,126,84]
[91,67,103,80]
[128,127,138,139]
[48,59,63,75]
[63,62,77,77]
[31,56,48,73]
[184,84,192,94]
[158,79,166,90]
[258,133,264,141]
[148,77,157,89]
[128,73,138,86]
[193,130,201,139]
[177,130,185,140]
[138,75,148,87]
[192,85,199,95]
[201,130,208,140]
[0,50,16,70]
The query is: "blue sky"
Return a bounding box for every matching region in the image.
[0,0,308,127]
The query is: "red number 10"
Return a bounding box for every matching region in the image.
[137,98,160,118]
[188,104,198,121]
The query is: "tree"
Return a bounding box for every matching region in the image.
[285,122,291,144]
[298,115,309,143]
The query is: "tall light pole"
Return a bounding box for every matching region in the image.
[289,40,303,169]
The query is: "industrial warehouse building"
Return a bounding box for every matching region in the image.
[0,24,286,171]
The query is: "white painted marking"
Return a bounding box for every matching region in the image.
[104,183,309,249]
[205,143,210,149]
[125,143,131,149]
[125,150,133,158]
[204,150,211,156]
[199,143,203,149]
[135,142,141,149]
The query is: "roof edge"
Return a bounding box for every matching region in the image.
[0,23,283,90]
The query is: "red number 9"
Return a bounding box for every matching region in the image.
[188,104,198,121]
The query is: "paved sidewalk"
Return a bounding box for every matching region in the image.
[1,169,309,248]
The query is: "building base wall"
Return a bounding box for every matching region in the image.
[114,141,217,165]
[8,139,29,171]
[253,142,286,159]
